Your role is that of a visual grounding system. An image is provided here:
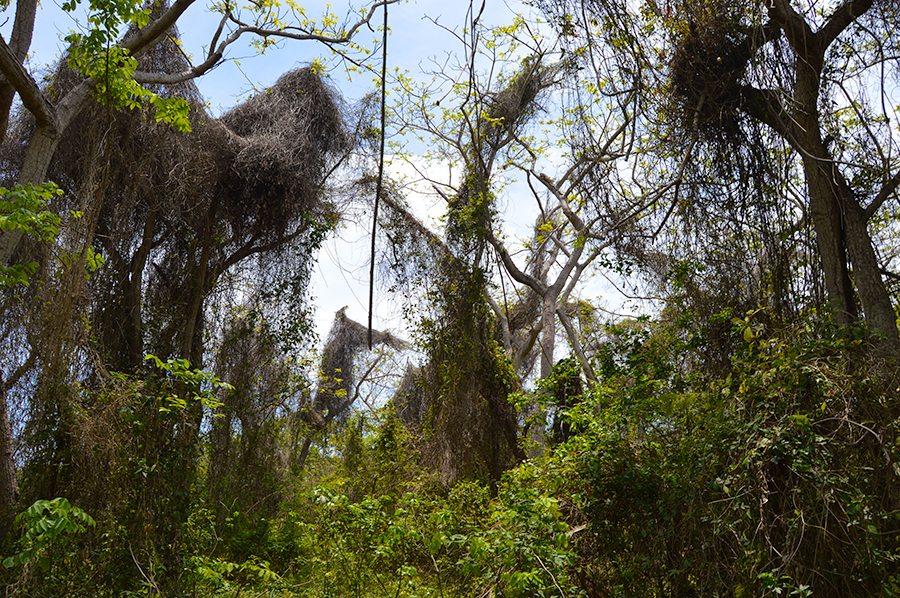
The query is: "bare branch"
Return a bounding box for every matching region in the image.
[652,133,697,239]
[767,0,819,65]
[123,0,197,56]
[556,304,597,383]
[485,229,547,292]
[820,0,874,49]
[136,0,399,85]
[8,0,38,60]
[865,169,900,220]
[134,26,243,84]
[0,36,58,133]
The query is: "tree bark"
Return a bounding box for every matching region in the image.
[126,202,158,370]
[801,151,857,325]
[764,0,898,348]
[180,196,219,361]
[0,0,39,141]
[0,375,18,515]
[539,291,557,380]
[0,122,67,267]
[840,185,900,348]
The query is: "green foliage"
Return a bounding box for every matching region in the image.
[61,0,192,131]
[2,498,95,572]
[7,309,897,598]
[188,554,281,594]
[519,311,900,597]
[144,354,232,412]
[0,183,106,288]
[0,183,63,286]
[290,478,578,598]
[456,488,578,598]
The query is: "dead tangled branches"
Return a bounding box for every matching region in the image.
[480,57,555,147]
[0,20,355,508]
[310,307,407,427]
[220,67,349,233]
[669,10,753,140]
[1,27,348,242]
[0,24,352,369]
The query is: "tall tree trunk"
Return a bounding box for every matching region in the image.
[765,0,898,349]
[802,153,857,325]
[180,196,219,362]
[540,292,556,380]
[794,64,898,348]
[529,287,558,457]
[0,376,18,515]
[126,201,158,369]
[0,124,63,516]
[841,187,900,349]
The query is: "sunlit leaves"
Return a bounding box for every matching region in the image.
[2,498,96,572]
[62,0,192,131]
[145,354,233,412]
[0,183,63,287]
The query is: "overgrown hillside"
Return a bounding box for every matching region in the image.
[2,0,900,596]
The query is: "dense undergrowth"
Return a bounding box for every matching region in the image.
[2,311,899,597]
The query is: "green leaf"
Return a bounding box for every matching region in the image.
[428,532,447,555]
[743,327,755,343]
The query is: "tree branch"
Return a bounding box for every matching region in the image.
[229,0,400,44]
[739,85,794,144]
[122,0,198,56]
[556,304,597,384]
[865,168,900,220]
[820,0,874,49]
[134,25,243,84]
[135,0,399,85]
[0,37,58,133]
[767,0,820,65]
[484,229,547,292]
[8,0,38,60]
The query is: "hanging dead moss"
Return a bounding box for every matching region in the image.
[309,307,407,426]
[0,16,352,562]
[448,58,559,257]
[9,28,349,370]
[397,262,524,487]
[209,312,294,523]
[377,192,527,485]
[669,10,752,140]
[219,68,348,233]
[481,57,550,146]
[369,61,559,487]
[3,28,347,242]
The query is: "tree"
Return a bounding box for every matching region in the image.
[0,0,394,515]
[294,307,407,474]
[378,11,668,470]
[0,0,396,266]
[389,14,651,379]
[703,0,897,347]
[544,0,900,349]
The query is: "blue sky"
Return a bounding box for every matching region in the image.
[15,0,522,109]
[8,0,636,347]
[10,0,531,342]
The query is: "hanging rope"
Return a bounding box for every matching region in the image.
[367,0,388,349]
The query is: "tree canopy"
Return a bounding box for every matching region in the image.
[1,0,899,596]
